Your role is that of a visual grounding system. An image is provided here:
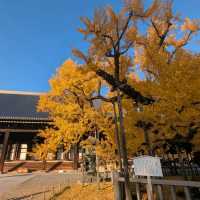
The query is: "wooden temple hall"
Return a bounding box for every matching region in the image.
[0,90,76,173]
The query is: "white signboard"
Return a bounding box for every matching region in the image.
[133,156,163,177]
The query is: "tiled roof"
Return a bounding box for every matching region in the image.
[0,90,49,121]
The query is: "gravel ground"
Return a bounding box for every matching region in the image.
[56,183,114,200]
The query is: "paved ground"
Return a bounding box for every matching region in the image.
[0,173,36,198]
[0,172,85,200]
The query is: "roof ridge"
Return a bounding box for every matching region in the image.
[0,90,44,96]
[0,116,49,120]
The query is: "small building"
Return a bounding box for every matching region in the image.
[0,90,77,173]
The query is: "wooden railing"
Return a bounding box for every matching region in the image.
[112,172,200,200]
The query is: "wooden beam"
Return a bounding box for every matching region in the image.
[0,131,10,173]
[118,177,200,188]
[0,129,39,133]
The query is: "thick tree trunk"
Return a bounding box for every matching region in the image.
[96,69,154,104]
[117,90,132,200]
[73,143,79,170]
[112,102,123,172]
[144,129,152,156]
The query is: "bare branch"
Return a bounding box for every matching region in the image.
[151,19,162,39]
[159,21,172,47]
[88,95,115,103]
[102,34,115,48]
[114,11,133,50]
[120,42,133,55]
[168,31,193,63]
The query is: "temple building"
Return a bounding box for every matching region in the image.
[0,90,76,173]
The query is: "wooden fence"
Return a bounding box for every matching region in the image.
[161,160,200,177]
[112,172,200,200]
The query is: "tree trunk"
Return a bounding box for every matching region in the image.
[117,90,132,200]
[112,102,123,172]
[42,159,47,171]
[144,129,152,156]
[95,128,100,189]
[73,143,79,170]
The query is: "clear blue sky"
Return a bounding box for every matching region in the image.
[0,0,199,92]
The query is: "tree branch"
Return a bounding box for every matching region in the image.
[96,69,154,104]
[120,42,133,55]
[168,31,193,63]
[114,11,133,50]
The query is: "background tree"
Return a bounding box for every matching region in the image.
[130,50,200,155]
[37,59,117,169]
[31,128,58,170]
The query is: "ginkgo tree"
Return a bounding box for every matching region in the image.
[37,60,117,169]
[32,128,59,170]
[73,0,200,198]
[122,49,200,156]
[35,0,200,199]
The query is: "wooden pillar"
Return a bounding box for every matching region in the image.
[157,185,163,200]
[27,142,32,160]
[6,143,12,160]
[0,132,10,173]
[112,171,124,200]
[184,187,191,200]
[136,183,141,200]
[170,185,176,200]
[14,143,20,160]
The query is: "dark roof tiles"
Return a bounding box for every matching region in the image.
[0,91,49,121]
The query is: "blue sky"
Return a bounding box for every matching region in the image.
[0,0,199,92]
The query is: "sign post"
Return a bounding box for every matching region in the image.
[147,175,153,200]
[133,156,163,200]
